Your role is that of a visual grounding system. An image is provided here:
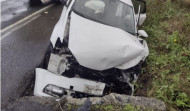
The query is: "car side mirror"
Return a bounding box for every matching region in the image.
[133,0,146,26]
[132,0,146,14]
[138,30,148,38]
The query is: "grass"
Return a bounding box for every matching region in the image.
[63,104,154,111]
[136,0,190,110]
[90,104,153,111]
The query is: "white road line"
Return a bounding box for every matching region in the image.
[1,15,40,40]
[1,4,54,34]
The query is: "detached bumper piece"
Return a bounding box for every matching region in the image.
[34,68,106,97]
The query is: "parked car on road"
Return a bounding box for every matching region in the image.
[34,0,149,98]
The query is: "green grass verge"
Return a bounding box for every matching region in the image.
[137,0,190,110]
[64,104,154,111]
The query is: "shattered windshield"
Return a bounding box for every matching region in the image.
[73,0,135,34]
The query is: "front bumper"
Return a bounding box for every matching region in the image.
[34,68,106,97]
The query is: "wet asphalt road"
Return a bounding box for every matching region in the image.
[1,0,53,29]
[1,0,29,22]
[1,2,63,108]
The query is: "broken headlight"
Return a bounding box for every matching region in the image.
[43,84,66,97]
[47,53,68,75]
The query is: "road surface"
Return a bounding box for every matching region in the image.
[1,1,63,109]
[1,0,44,29]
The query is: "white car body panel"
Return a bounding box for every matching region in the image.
[69,12,148,70]
[34,0,149,97]
[50,0,136,47]
[49,0,148,70]
[136,13,146,25]
[34,68,106,96]
[139,14,146,25]
[120,0,133,6]
[50,0,75,47]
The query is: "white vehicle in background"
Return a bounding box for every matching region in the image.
[34,0,149,98]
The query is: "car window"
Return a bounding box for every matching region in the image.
[73,0,135,34]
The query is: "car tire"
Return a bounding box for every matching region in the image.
[39,43,53,69]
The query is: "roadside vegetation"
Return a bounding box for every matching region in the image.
[136,0,190,110]
[90,104,154,111]
[65,1,190,110]
[65,104,155,111]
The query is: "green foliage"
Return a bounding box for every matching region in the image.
[176,92,190,107]
[139,0,190,109]
[90,104,154,111]
[104,104,114,111]
[123,104,137,111]
[67,105,72,110]
[155,83,190,107]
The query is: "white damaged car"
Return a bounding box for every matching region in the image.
[34,0,149,98]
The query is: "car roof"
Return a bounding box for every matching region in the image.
[120,0,133,6]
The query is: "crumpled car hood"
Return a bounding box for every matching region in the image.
[69,12,148,71]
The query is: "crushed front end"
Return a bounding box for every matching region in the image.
[34,40,144,98]
[34,0,149,97]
